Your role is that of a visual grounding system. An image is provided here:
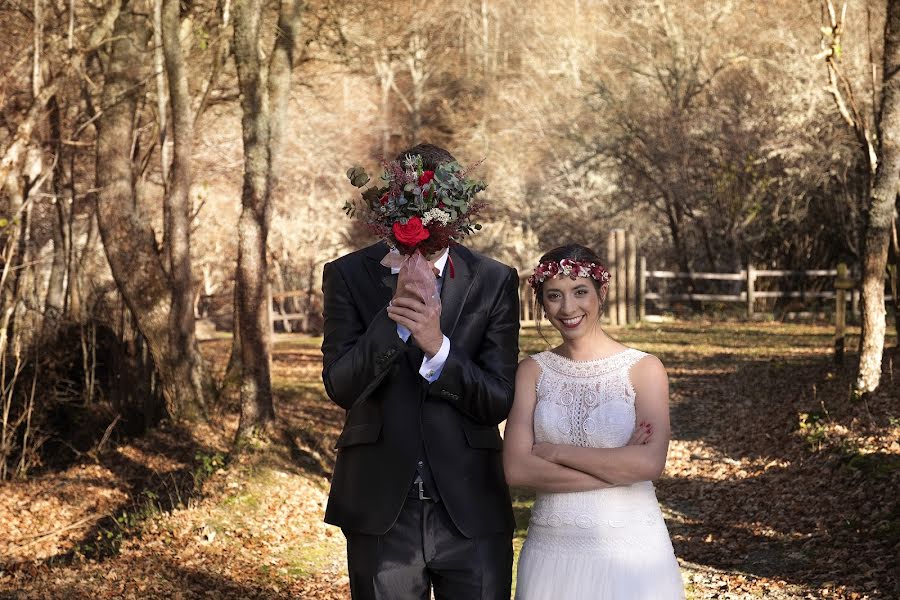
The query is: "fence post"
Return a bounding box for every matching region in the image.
[521,281,533,323]
[638,256,646,322]
[746,261,755,319]
[834,262,853,365]
[615,229,627,325]
[267,285,275,338]
[626,231,637,324]
[606,230,618,325]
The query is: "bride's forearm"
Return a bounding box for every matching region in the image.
[550,445,664,485]
[505,454,614,492]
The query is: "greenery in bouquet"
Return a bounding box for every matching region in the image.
[344,155,487,256]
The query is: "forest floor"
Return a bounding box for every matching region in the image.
[0,321,897,599]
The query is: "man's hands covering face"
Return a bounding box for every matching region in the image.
[387,253,443,358]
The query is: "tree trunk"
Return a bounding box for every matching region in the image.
[375,51,395,158]
[224,282,242,385]
[231,0,304,438]
[856,3,900,393]
[892,217,899,344]
[43,96,67,335]
[95,2,205,421]
[161,0,212,414]
[232,0,274,436]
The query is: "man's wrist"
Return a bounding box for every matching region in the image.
[423,337,443,358]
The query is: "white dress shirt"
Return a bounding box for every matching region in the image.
[391,249,451,383]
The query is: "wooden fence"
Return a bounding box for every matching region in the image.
[518,228,895,328]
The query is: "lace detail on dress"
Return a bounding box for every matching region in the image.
[517,346,685,598]
[530,507,663,529]
[520,527,675,556]
[531,348,647,449]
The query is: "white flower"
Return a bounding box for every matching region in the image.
[422,208,452,226]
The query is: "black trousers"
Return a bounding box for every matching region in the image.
[343,488,513,600]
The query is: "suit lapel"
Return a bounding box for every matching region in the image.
[440,246,479,336]
[363,242,394,314]
[363,242,479,335]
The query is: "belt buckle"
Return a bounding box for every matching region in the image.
[417,479,432,501]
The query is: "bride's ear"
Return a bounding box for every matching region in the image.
[597,281,610,309]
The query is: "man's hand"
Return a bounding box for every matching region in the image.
[387,285,443,357]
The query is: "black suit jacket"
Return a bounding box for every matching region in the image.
[321,242,519,537]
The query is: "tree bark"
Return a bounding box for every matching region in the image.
[232,0,274,436]
[95,2,205,421]
[43,96,67,335]
[162,0,212,411]
[856,3,900,393]
[231,0,305,437]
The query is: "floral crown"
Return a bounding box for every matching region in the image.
[527,258,611,290]
[344,154,486,256]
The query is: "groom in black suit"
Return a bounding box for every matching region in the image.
[321,144,519,599]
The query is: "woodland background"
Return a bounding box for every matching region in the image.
[0,0,898,598]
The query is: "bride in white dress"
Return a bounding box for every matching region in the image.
[504,244,684,600]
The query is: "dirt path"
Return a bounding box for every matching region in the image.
[0,323,896,599]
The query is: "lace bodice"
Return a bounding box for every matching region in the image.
[532,348,647,449]
[517,348,685,598]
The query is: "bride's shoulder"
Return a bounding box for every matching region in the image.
[628,350,668,382]
[516,354,544,379]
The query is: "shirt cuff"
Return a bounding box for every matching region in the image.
[420,336,450,382]
[397,324,411,342]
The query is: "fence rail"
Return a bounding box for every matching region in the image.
[517,231,896,327]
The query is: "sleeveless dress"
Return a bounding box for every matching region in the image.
[514,349,685,600]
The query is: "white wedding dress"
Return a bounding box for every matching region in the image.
[515,349,685,600]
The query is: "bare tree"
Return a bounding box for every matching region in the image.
[95,1,207,420]
[820,0,896,392]
[231,0,305,438]
[161,0,213,411]
[857,1,900,392]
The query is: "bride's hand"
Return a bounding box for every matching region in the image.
[532,442,560,463]
[628,421,653,446]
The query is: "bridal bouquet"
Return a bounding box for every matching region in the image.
[343,155,487,257]
[344,155,487,304]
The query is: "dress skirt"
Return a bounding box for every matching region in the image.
[514,482,685,600]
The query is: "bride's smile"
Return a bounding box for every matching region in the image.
[542,277,604,338]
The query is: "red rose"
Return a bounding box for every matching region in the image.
[393,216,430,247]
[380,193,389,205]
[418,171,435,186]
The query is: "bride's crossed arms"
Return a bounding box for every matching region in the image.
[503,353,671,490]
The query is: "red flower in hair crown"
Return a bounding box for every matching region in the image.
[527,258,611,290]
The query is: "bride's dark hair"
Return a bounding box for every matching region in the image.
[532,244,609,341]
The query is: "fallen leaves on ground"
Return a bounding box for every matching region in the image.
[0,322,896,599]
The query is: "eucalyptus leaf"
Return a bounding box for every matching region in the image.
[362,187,382,203]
